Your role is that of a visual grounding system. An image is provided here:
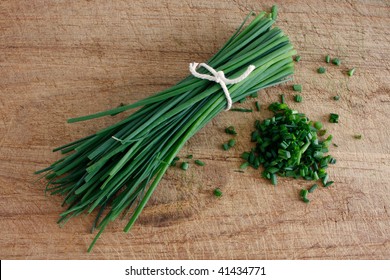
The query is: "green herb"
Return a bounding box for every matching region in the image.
[329,113,339,123]
[241,102,336,192]
[324,181,334,187]
[293,84,302,92]
[225,126,237,135]
[239,98,246,103]
[348,68,356,76]
[354,134,362,139]
[308,184,318,193]
[222,143,230,151]
[317,67,326,74]
[255,101,261,112]
[240,162,249,169]
[294,94,302,102]
[250,92,258,98]
[271,5,278,20]
[228,139,236,147]
[294,55,301,62]
[213,188,223,197]
[181,162,189,170]
[300,189,310,203]
[194,159,205,166]
[186,154,193,159]
[332,58,341,66]
[36,8,297,252]
[318,129,327,136]
[170,156,180,166]
[231,108,253,112]
[325,55,330,63]
[333,95,340,101]
[280,94,286,104]
[313,121,323,130]
[333,143,338,147]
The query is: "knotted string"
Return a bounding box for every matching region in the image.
[189,62,255,111]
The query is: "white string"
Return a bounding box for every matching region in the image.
[189,62,255,111]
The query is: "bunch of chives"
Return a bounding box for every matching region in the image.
[36,8,296,251]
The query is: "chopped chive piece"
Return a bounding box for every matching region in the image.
[270,173,277,185]
[333,143,338,147]
[186,154,193,159]
[294,55,301,62]
[213,188,222,197]
[294,94,302,102]
[280,94,286,104]
[293,84,302,92]
[348,68,356,76]
[239,98,246,103]
[225,126,237,135]
[228,139,236,147]
[170,156,180,166]
[241,152,250,160]
[314,121,323,130]
[354,134,362,139]
[240,162,249,169]
[318,129,327,136]
[325,55,330,63]
[333,95,340,101]
[231,108,253,112]
[180,162,189,170]
[300,189,310,203]
[317,67,326,74]
[324,181,334,187]
[255,101,261,112]
[308,184,318,193]
[332,58,341,66]
[222,143,230,151]
[271,5,278,20]
[250,92,258,98]
[194,159,205,166]
[329,113,339,123]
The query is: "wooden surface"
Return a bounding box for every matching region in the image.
[0,0,389,260]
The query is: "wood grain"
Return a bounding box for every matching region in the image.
[0,0,389,259]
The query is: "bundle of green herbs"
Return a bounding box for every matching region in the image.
[36,7,296,251]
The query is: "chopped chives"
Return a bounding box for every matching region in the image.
[332,58,341,66]
[293,84,302,92]
[325,55,330,63]
[186,154,193,159]
[222,143,230,151]
[308,184,318,193]
[324,181,334,187]
[354,134,362,139]
[318,129,327,136]
[271,5,278,20]
[180,162,189,170]
[270,173,277,185]
[294,95,302,102]
[240,162,249,169]
[213,188,222,197]
[231,108,253,112]
[255,101,261,112]
[348,68,356,76]
[329,113,339,123]
[333,95,340,101]
[194,159,205,166]
[239,98,246,103]
[280,94,286,104]
[294,55,301,62]
[225,126,237,135]
[228,139,236,147]
[170,156,180,166]
[250,92,258,98]
[317,67,326,74]
[314,121,323,130]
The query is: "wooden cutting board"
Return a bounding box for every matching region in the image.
[0,0,389,259]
